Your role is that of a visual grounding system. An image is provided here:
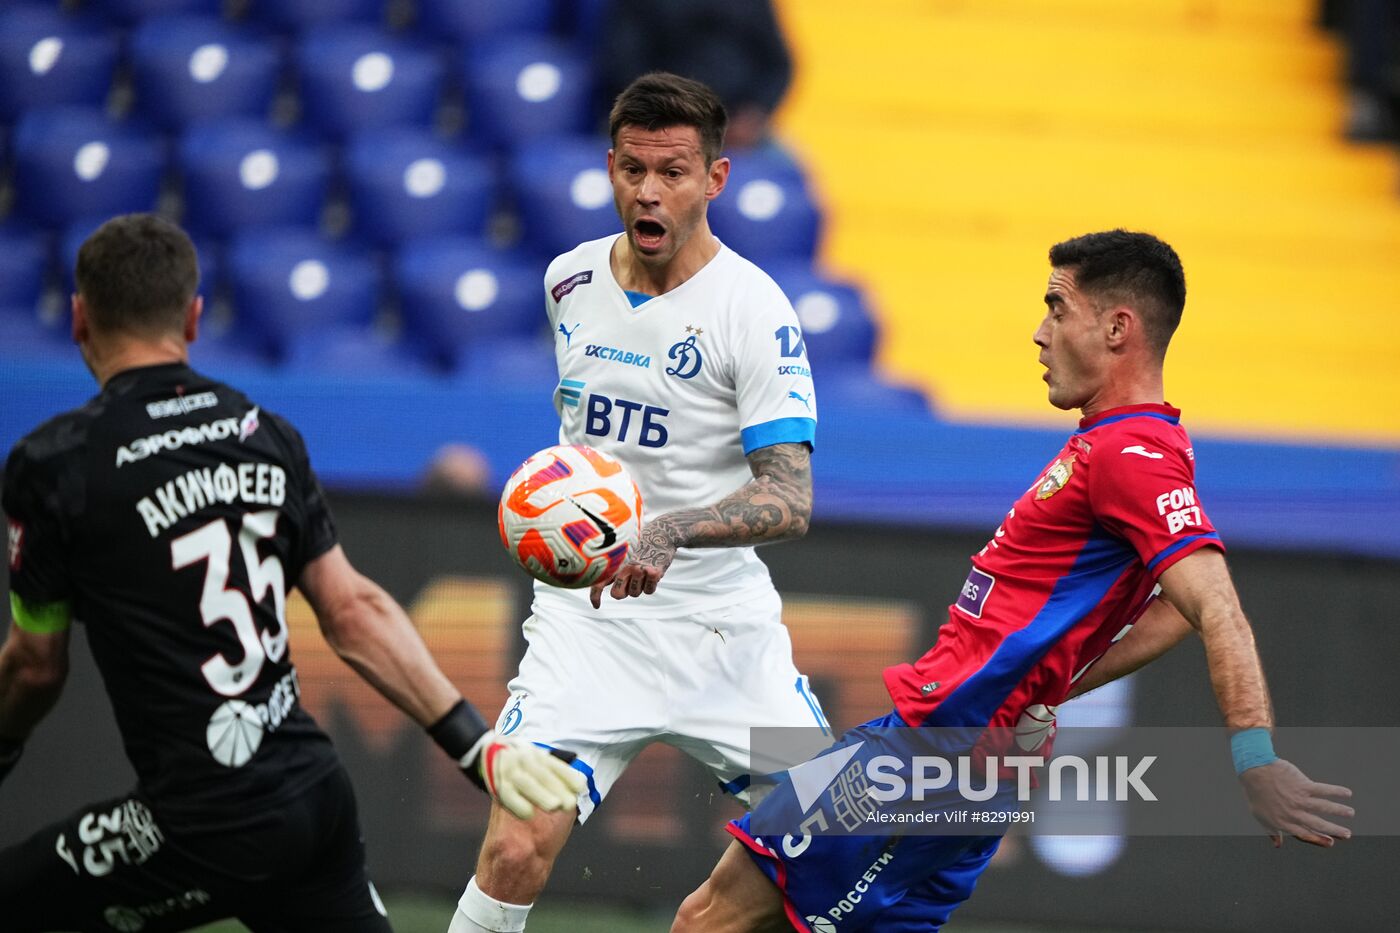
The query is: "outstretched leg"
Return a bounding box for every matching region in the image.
[672,841,794,933]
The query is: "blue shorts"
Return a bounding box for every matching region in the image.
[728,710,1005,932]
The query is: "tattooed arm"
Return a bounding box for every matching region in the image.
[589,442,812,608]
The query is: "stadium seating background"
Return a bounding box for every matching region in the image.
[1,0,1396,558]
[773,0,1400,444]
[2,3,1398,930]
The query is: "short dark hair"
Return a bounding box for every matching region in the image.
[75,214,199,336]
[1049,230,1186,355]
[609,71,728,165]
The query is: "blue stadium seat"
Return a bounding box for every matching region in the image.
[0,306,70,360]
[462,34,590,150]
[189,320,276,373]
[245,0,384,33]
[11,108,165,228]
[565,0,611,45]
[416,0,554,46]
[0,223,50,311]
[510,135,618,259]
[130,15,282,131]
[394,236,545,367]
[227,228,381,353]
[723,145,810,187]
[343,128,495,247]
[194,239,224,300]
[0,5,119,121]
[179,118,331,238]
[709,154,821,263]
[296,24,444,139]
[451,336,559,394]
[84,0,223,25]
[765,262,879,371]
[281,324,432,376]
[818,365,934,417]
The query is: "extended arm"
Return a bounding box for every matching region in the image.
[0,612,71,783]
[299,546,583,817]
[300,545,459,727]
[1157,549,1272,730]
[592,442,812,607]
[1157,548,1353,847]
[1065,596,1195,701]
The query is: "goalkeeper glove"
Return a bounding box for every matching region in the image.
[427,700,585,820]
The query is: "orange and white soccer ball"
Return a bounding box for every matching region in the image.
[497,444,643,588]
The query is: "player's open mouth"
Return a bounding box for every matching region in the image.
[634,219,667,250]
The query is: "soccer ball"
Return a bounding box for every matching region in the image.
[497,444,643,588]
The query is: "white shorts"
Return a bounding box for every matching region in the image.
[495,589,830,822]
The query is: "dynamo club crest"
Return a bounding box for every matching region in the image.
[665,333,703,379]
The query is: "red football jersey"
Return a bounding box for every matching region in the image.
[884,403,1224,733]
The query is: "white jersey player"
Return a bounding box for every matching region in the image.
[448,73,829,933]
[539,234,817,622]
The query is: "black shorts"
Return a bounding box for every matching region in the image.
[0,764,392,933]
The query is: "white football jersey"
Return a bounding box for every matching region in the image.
[533,234,818,619]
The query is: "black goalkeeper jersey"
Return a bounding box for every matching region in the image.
[3,363,341,830]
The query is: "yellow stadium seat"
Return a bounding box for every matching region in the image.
[773,0,1400,441]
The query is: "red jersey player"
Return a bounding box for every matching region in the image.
[671,230,1356,933]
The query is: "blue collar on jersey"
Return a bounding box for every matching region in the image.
[1074,402,1181,434]
[623,289,654,308]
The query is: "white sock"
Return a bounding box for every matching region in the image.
[447,876,533,933]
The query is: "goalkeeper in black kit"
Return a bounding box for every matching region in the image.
[0,213,583,932]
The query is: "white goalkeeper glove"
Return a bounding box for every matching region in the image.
[427,699,585,820]
[462,731,587,820]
